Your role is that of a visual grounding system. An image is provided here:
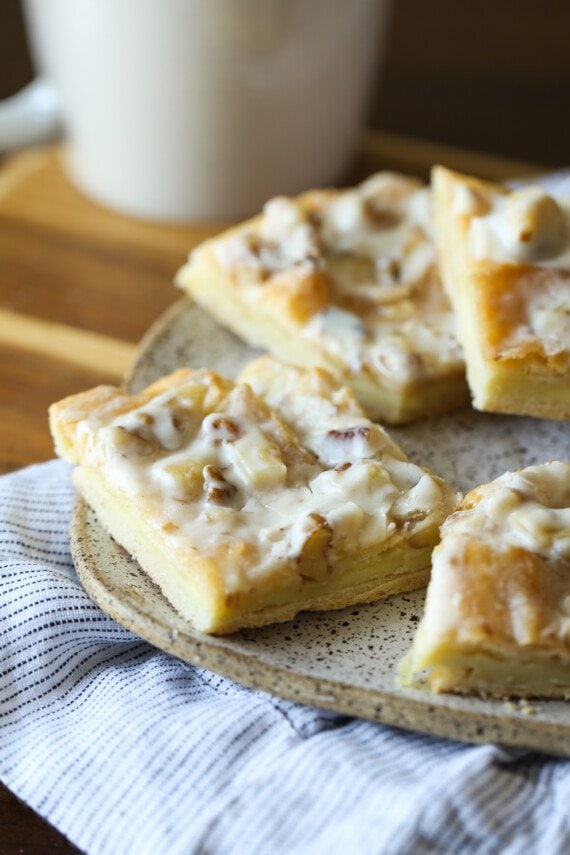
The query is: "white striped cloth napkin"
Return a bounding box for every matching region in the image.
[1,460,569,855]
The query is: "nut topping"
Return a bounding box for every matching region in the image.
[203,415,242,445]
[203,464,237,505]
[363,198,401,229]
[109,425,157,459]
[328,426,371,443]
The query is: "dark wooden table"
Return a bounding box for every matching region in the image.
[0,135,540,853]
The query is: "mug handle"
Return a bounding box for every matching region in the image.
[0,79,61,150]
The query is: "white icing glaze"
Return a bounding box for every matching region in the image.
[501,276,570,357]
[440,463,570,573]
[319,184,435,282]
[468,187,570,268]
[215,172,463,386]
[79,370,452,592]
[304,308,367,372]
[311,176,462,383]
[116,390,186,450]
[525,280,570,355]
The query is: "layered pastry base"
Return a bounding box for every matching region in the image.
[401,462,570,699]
[432,166,570,419]
[50,358,455,634]
[176,172,467,424]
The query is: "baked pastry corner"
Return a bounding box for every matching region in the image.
[400,461,570,699]
[432,165,570,420]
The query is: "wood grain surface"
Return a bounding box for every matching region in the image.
[0,137,541,853]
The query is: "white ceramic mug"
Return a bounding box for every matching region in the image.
[0,0,390,221]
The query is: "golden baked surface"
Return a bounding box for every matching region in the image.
[176,172,468,424]
[50,359,455,634]
[401,461,570,698]
[433,165,570,419]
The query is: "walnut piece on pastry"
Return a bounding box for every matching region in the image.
[50,359,455,634]
[432,165,570,420]
[400,461,570,699]
[175,172,468,425]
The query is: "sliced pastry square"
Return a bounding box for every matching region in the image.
[175,172,467,424]
[50,359,455,634]
[401,461,570,699]
[432,165,570,419]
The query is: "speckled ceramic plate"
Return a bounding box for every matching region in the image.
[71,298,570,755]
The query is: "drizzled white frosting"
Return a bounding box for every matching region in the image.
[502,277,570,357]
[214,172,463,385]
[468,186,570,268]
[77,369,453,592]
[443,463,570,565]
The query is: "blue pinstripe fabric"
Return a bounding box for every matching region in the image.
[0,461,568,855]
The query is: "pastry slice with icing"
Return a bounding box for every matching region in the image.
[50,358,454,634]
[401,462,570,698]
[433,165,570,419]
[175,172,467,424]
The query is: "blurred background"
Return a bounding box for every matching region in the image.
[1,0,569,168]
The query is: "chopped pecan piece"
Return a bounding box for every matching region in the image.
[328,426,371,443]
[171,412,188,433]
[203,464,237,505]
[363,198,401,229]
[377,257,402,284]
[110,426,157,459]
[206,416,242,445]
[137,412,155,426]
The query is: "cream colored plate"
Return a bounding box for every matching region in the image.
[71,298,570,755]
